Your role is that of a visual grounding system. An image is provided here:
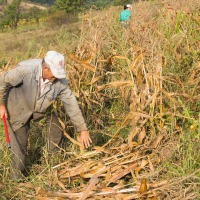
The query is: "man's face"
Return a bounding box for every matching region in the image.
[42,66,56,82]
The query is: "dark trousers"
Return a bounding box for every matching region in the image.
[9,112,63,180]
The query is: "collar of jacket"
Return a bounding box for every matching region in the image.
[35,62,42,82]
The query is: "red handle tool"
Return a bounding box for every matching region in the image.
[2,115,11,148]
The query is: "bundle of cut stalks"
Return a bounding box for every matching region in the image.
[17,132,198,199]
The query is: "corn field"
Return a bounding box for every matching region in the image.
[0,0,200,199]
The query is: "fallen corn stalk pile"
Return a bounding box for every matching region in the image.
[17,131,178,199]
[17,138,199,200]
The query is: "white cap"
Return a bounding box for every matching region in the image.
[44,51,66,79]
[126,4,132,8]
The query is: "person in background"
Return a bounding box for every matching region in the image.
[120,4,132,27]
[0,50,92,180]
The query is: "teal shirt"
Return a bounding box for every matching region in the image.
[120,9,131,21]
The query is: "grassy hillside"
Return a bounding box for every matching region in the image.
[0,0,200,199]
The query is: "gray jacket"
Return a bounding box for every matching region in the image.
[0,59,87,132]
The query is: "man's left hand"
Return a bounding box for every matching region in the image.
[78,130,92,149]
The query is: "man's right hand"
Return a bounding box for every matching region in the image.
[0,105,7,119]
